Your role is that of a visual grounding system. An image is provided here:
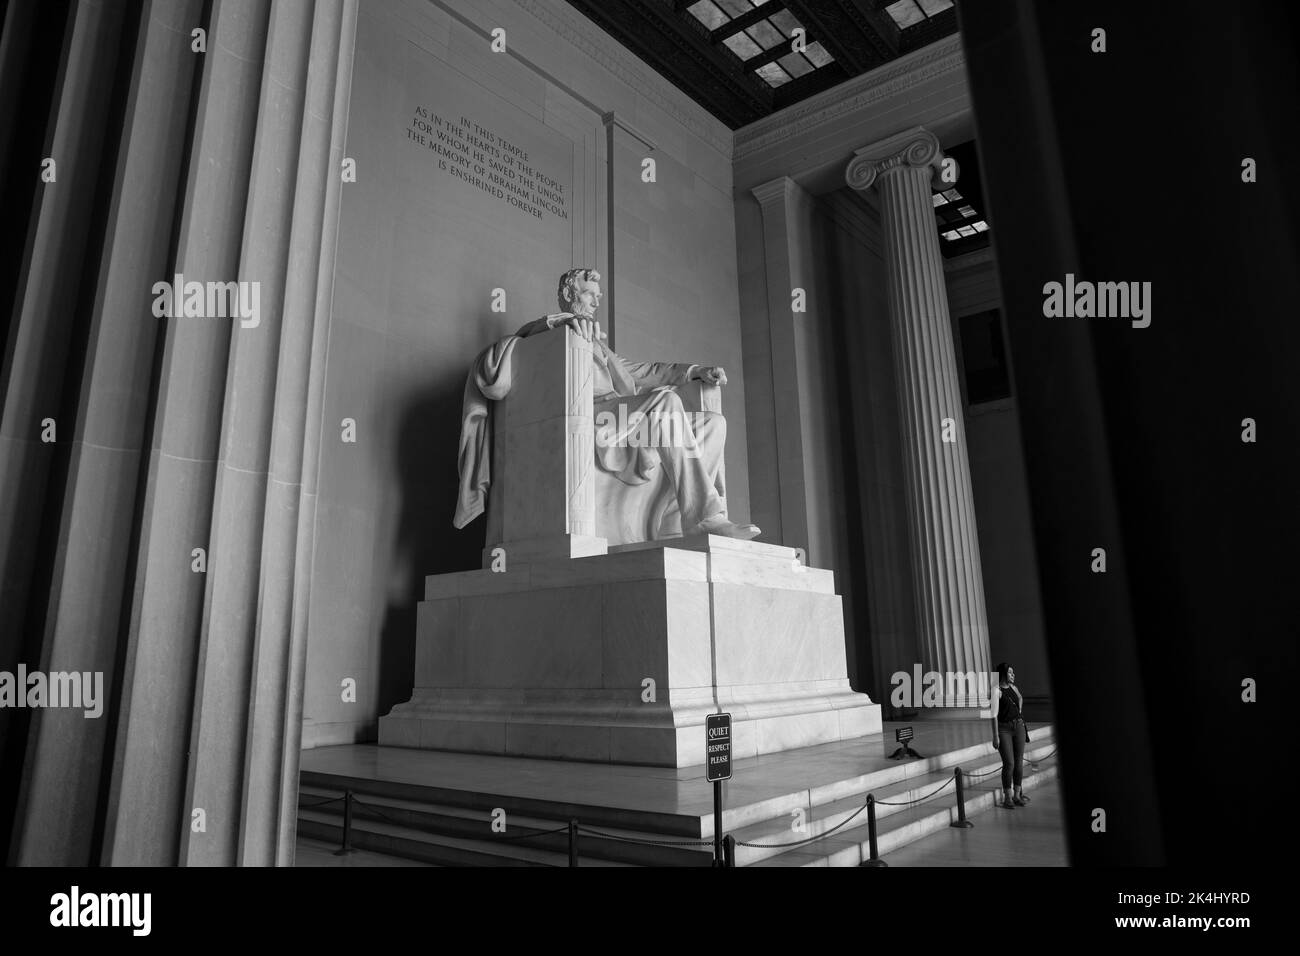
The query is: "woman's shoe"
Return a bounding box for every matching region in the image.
[1012,794,1027,807]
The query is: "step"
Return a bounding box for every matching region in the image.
[298,755,1058,867]
[297,808,635,867]
[710,724,1057,836]
[297,725,1059,866]
[299,768,703,838]
[301,724,1055,843]
[298,786,715,867]
[749,757,1059,866]
[726,735,1058,866]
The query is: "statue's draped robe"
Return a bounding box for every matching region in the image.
[453,315,727,532]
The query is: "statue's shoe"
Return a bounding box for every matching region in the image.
[697,515,761,540]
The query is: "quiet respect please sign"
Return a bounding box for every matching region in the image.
[706,713,732,782]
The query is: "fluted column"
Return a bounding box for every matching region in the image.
[3,0,136,866]
[179,0,319,868]
[241,0,355,865]
[846,127,991,706]
[277,0,359,863]
[0,0,358,866]
[96,0,272,867]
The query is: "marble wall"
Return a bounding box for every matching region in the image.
[303,0,747,747]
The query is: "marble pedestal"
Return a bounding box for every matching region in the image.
[380,535,881,767]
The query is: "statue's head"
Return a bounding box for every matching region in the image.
[557,267,602,318]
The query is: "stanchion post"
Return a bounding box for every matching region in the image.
[860,794,888,867]
[724,834,736,868]
[568,819,579,867]
[333,789,356,856]
[712,780,724,867]
[951,767,975,828]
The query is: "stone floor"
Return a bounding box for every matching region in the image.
[882,778,1069,866]
[295,720,1063,865]
[294,779,1068,867]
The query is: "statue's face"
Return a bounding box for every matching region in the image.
[569,278,601,318]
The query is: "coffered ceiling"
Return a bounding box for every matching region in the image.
[563,0,960,128]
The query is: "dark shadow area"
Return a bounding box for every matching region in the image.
[0,0,140,866]
[817,208,877,702]
[0,0,75,866]
[960,0,1298,866]
[376,374,486,727]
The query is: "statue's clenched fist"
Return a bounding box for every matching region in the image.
[693,366,728,387]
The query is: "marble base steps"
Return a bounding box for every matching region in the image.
[297,725,1057,867]
[296,803,634,867]
[296,785,704,867]
[745,742,1058,866]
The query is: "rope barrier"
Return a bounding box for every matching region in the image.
[967,744,1059,780]
[347,796,415,829]
[487,823,573,843]
[349,795,574,843]
[577,825,713,848]
[736,799,872,849]
[299,794,347,809]
[873,775,954,806]
[738,774,956,849]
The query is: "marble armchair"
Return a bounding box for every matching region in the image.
[482,327,722,566]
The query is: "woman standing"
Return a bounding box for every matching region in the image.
[989,662,1030,808]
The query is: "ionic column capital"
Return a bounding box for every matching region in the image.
[845,126,948,193]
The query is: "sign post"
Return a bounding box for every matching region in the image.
[706,713,732,867]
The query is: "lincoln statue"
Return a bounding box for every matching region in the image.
[454,267,760,541]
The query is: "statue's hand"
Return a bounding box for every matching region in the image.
[556,313,600,342]
[695,365,727,386]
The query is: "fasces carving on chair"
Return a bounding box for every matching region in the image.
[454,268,759,563]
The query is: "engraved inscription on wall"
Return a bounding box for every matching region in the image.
[406,106,569,223]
